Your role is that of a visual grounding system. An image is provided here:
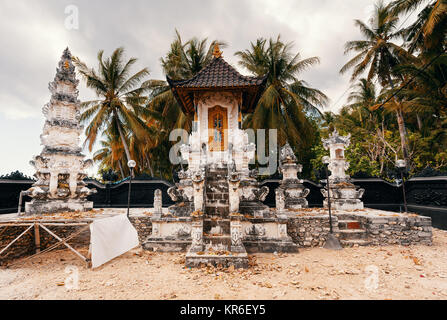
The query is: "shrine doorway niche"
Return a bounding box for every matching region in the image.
[208,105,228,152]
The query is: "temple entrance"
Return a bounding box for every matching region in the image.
[208,105,228,151]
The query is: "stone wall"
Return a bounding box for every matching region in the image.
[287,216,340,247]
[337,213,433,246]
[286,213,433,248]
[129,215,153,243]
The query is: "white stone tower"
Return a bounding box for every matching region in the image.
[24,48,96,214]
[320,130,364,210]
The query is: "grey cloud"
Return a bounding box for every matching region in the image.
[1,0,388,175]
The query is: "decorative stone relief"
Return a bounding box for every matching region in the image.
[190,220,204,252]
[231,220,244,252]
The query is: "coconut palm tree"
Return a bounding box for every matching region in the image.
[391,0,447,52]
[345,78,379,126]
[73,47,152,166]
[340,1,415,163]
[235,36,328,154]
[93,132,127,178]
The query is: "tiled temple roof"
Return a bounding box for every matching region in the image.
[167,52,267,115]
[167,57,266,89]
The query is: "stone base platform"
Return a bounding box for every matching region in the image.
[143,239,191,252]
[243,239,298,253]
[323,199,364,211]
[25,200,94,215]
[185,251,249,269]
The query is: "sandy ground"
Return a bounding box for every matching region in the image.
[1,229,446,300]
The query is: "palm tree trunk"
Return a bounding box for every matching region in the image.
[114,112,134,177]
[118,160,125,179]
[416,114,422,131]
[145,154,154,177]
[396,106,410,163]
[387,75,410,166]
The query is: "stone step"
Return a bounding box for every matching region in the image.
[205,192,229,201]
[338,220,362,230]
[203,236,232,247]
[205,185,228,194]
[339,229,367,240]
[340,239,372,248]
[203,219,231,234]
[205,206,229,217]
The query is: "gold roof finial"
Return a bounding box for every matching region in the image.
[212,43,222,58]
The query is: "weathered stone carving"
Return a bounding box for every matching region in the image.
[192,170,205,212]
[190,220,204,252]
[24,48,96,215]
[276,143,310,211]
[320,130,365,210]
[228,171,241,214]
[230,220,244,252]
[153,189,163,218]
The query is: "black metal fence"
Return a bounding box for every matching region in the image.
[1,176,446,229]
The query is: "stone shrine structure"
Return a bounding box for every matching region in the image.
[276,143,310,213]
[144,45,297,267]
[24,48,96,214]
[320,130,365,210]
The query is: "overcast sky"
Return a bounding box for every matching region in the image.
[0,0,418,177]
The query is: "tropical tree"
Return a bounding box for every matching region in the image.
[345,78,380,126]
[235,36,328,156]
[340,1,416,164]
[73,47,152,166]
[391,0,447,53]
[93,132,127,178]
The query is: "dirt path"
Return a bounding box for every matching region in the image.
[1,229,446,300]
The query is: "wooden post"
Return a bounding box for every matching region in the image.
[34,223,40,253]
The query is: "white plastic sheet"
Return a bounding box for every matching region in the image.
[90,214,140,269]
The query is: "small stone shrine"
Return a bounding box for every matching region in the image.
[144,45,297,267]
[320,130,365,210]
[276,143,310,213]
[24,48,96,214]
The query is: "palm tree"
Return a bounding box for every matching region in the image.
[391,0,447,52]
[345,78,379,126]
[235,36,328,154]
[93,132,127,178]
[340,1,415,163]
[73,47,152,166]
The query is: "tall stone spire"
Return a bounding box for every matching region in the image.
[24,48,96,214]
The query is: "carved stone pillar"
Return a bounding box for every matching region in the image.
[69,172,77,198]
[230,219,244,252]
[153,189,163,218]
[192,170,205,212]
[49,172,58,198]
[276,188,285,214]
[228,172,241,214]
[190,220,204,252]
